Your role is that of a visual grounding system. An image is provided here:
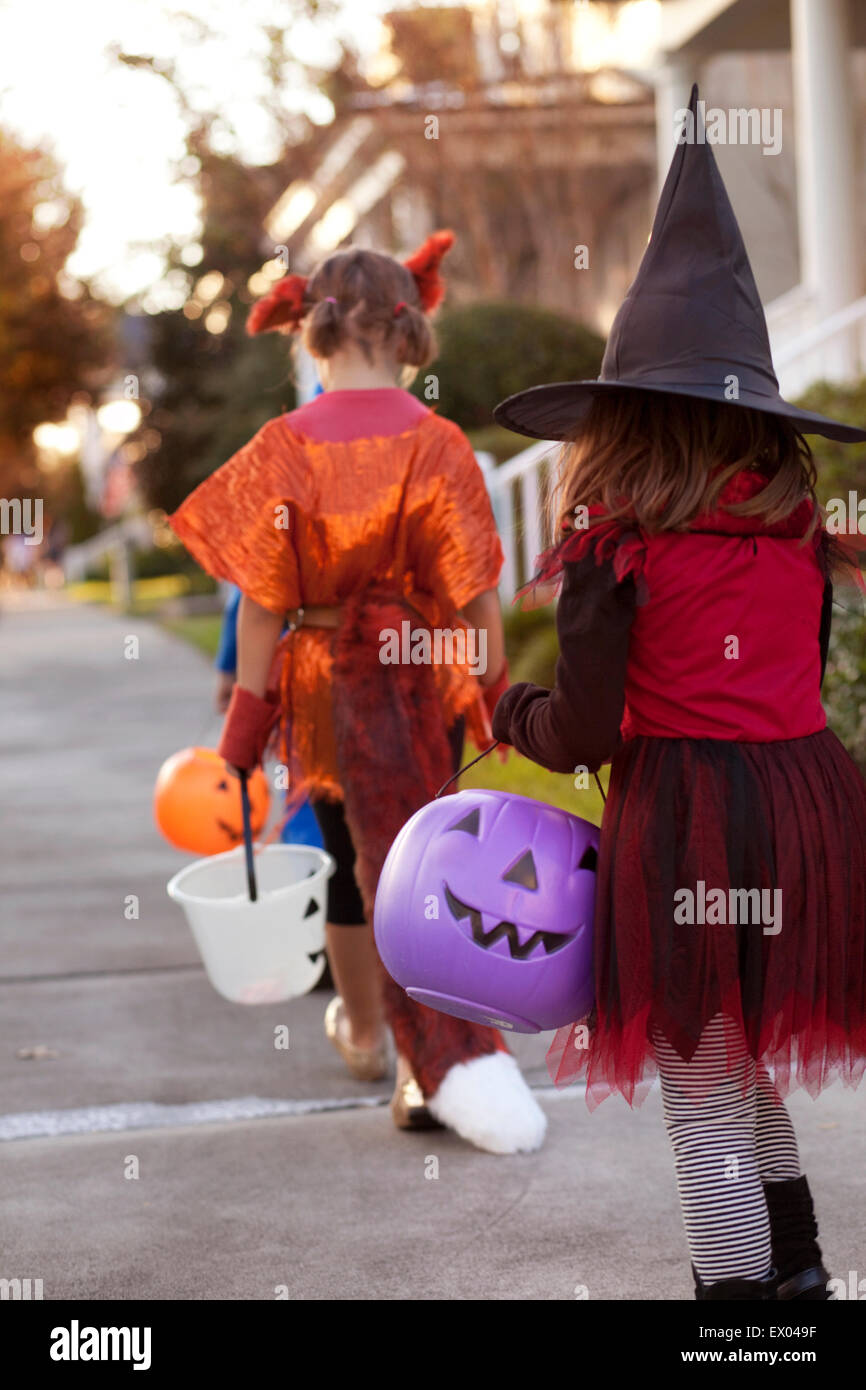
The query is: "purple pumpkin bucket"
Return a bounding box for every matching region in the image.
[373,789,598,1033]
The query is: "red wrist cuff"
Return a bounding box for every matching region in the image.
[218,686,281,771]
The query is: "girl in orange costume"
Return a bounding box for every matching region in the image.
[170,232,546,1154]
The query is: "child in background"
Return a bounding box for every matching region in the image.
[171,232,545,1155]
[492,88,866,1296]
[214,584,240,714]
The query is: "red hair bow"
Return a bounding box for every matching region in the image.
[246,228,455,335]
[245,273,309,336]
[403,229,455,312]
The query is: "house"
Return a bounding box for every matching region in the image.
[262,0,866,596]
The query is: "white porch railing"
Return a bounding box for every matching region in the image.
[771,293,866,402]
[62,515,154,583]
[477,440,560,604]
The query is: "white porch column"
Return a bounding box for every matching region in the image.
[791,0,860,326]
[654,55,695,192]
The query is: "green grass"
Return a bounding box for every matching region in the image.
[461,741,607,823]
[160,614,223,658]
[67,575,196,614]
[66,580,115,605]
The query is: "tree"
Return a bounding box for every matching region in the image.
[0,131,112,497]
[132,133,304,515]
[114,29,331,514]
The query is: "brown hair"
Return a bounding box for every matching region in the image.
[300,247,436,367]
[553,389,818,540]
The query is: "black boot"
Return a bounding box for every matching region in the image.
[763,1175,831,1301]
[692,1264,777,1300]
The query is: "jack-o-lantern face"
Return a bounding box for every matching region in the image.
[374,788,598,1033]
[154,747,271,856]
[441,804,598,961]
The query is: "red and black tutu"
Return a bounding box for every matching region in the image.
[548,727,866,1107]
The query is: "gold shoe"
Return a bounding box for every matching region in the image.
[324,996,388,1082]
[390,1074,445,1131]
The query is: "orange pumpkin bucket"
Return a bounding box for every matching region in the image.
[153,747,271,856]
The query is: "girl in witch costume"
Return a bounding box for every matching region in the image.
[170,231,546,1155]
[492,86,866,1297]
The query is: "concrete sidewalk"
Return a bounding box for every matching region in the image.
[1,593,863,1300]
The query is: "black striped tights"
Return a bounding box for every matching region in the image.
[652,1015,801,1283]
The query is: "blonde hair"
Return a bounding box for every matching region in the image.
[554,389,818,540]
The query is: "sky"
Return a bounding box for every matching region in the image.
[0,0,390,303]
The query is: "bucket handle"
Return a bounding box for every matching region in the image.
[239,770,258,902]
[436,740,607,804]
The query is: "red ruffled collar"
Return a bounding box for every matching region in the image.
[517,470,823,609]
[687,469,818,539]
[569,469,819,542]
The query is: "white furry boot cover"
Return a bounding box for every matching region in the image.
[426,1051,547,1155]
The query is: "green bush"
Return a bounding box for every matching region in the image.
[422,301,604,432]
[503,603,558,686]
[132,543,203,581]
[465,423,530,463]
[83,556,111,583]
[796,380,866,499]
[797,379,866,768]
[823,600,866,770]
[84,543,217,590]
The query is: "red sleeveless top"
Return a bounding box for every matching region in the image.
[622,527,825,742]
[499,471,832,766]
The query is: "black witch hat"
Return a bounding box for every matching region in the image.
[494,85,866,444]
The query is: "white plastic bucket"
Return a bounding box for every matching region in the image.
[167,844,335,1004]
